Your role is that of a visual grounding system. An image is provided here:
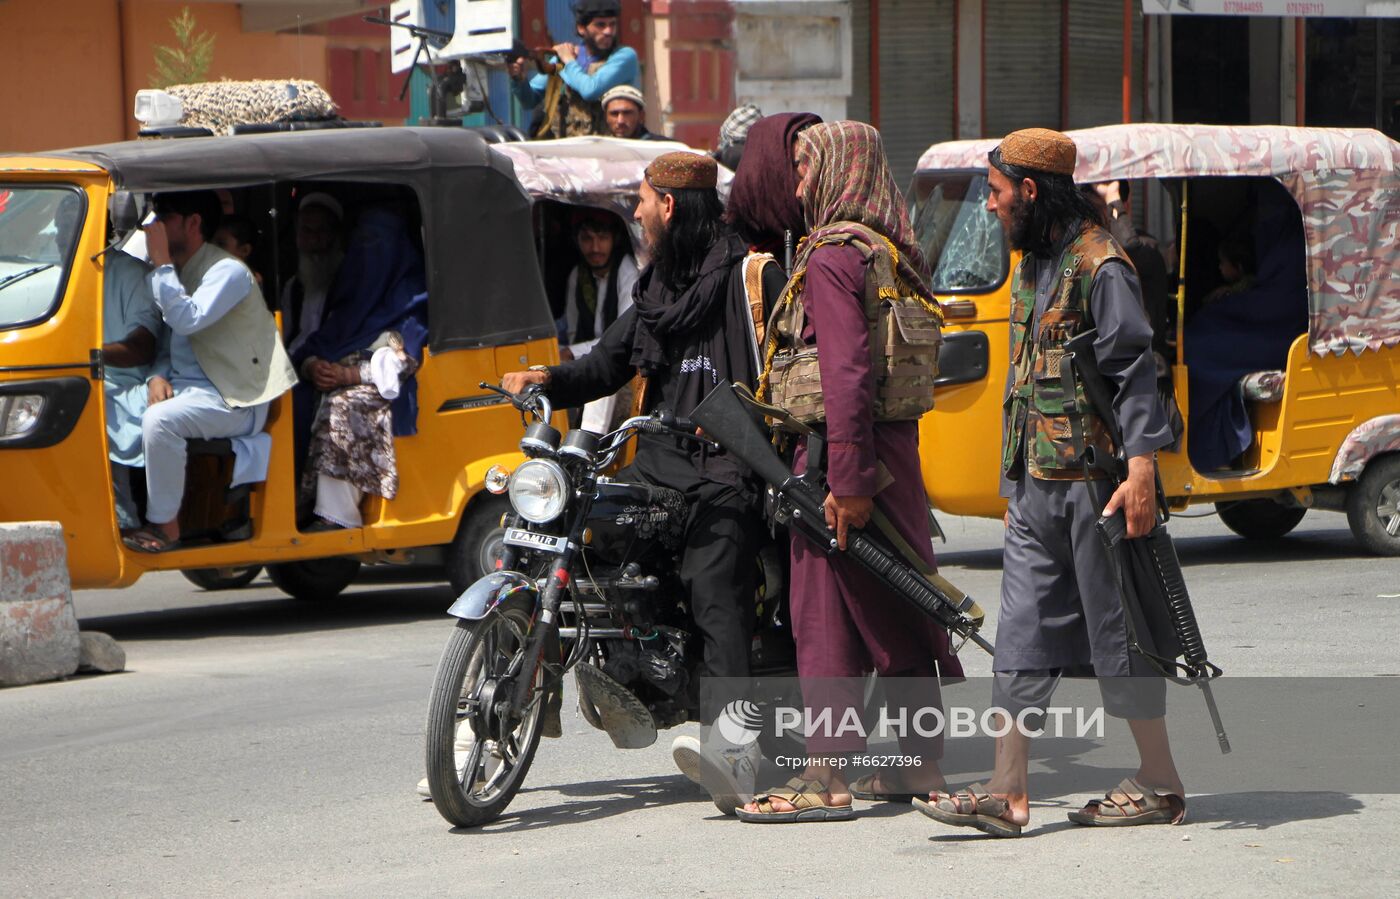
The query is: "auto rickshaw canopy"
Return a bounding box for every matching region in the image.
[16,127,554,353]
[491,136,732,264]
[917,124,1400,357]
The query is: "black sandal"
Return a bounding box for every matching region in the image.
[123,526,180,554]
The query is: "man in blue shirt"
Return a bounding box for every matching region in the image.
[124,191,297,553]
[509,0,639,139]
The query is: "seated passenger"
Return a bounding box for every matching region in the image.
[1185,187,1308,472]
[214,214,265,287]
[556,209,637,432]
[280,192,346,356]
[125,191,297,553]
[291,208,428,530]
[102,250,162,533]
[53,198,164,532]
[1201,230,1255,306]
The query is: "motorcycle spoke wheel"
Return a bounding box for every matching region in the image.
[425,598,546,827]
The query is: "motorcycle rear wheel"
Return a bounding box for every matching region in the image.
[424,596,545,828]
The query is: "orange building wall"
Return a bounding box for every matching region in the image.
[120,1,328,140]
[0,0,329,153]
[0,0,127,153]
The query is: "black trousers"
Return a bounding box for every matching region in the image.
[624,448,765,722]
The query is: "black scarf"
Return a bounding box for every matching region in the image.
[630,231,756,418]
[571,259,621,343]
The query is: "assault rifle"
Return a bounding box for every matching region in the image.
[690,381,993,656]
[1059,329,1231,754]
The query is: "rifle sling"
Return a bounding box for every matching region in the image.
[869,506,984,626]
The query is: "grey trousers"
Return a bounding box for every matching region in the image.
[142,386,261,525]
[995,475,1165,720]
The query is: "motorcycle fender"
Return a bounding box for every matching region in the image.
[447,571,538,621]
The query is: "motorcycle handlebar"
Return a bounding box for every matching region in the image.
[480,381,553,422]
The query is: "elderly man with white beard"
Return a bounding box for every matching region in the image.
[280,192,346,356]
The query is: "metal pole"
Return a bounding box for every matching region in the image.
[1377,21,1386,132]
[870,0,881,130]
[1122,0,1133,123]
[1175,181,1188,370]
[1295,19,1306,126]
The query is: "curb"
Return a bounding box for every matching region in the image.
[0,521,80,687]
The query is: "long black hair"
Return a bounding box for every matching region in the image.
[989,147,1103,257]
[652,185,726,291]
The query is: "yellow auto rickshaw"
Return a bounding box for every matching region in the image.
[0,128,689,599]
[910,124,1400,554]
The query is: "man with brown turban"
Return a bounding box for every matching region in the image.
[737,121,963,823]
[501,151,768,816]
[916,128,1185,837]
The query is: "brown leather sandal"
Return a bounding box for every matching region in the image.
[735,777,856,823]
[850,773,922,803]
[913,783,1023,837]
[1067,778,1187,826]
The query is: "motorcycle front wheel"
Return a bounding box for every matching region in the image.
[424,595,546,828]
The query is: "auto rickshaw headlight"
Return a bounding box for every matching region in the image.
[507,459,569,524]
[484,465,511,495]
[0,395,45,437]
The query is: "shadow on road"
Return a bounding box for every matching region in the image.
[456,774,698,833]
[939,524,1366,573]
[1169,526,1366,567]
[1189,790,1365,830]
[935,547,1005,571]
[79,575,454,642]
[920,790,1362,840]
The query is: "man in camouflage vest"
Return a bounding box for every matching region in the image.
[738,122,961,824]
[509,0,640,139]
[918,129,1187,837]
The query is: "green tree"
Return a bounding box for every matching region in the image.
[149,6,216,88]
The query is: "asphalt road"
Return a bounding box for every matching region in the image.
[2,511,1398,897]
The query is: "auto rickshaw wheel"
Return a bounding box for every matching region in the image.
[181,566,263,591]
[1216,499,1307,540]
[446,494,511,597]
[1346,455,1400,556]
[266,557,362,601]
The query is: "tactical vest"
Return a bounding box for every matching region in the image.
[180,242,298,408]
[534,61,609,139]
[1002,224,1128,481]
[760,222,943,426]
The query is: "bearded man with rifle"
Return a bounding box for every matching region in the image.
[917,128,1189,839]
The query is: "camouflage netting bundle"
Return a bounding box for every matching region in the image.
[165,80,339,135]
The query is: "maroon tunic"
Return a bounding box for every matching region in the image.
[790,244,964,755]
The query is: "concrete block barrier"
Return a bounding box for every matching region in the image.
[0,521,80,687]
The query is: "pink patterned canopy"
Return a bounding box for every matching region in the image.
[917,124,1400,356]
[491,136,731,266]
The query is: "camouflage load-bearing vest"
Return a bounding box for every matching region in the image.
[1002,224,1129,481]
[761,222,943,426]
[535,61,609,139]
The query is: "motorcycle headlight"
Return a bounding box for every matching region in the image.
[507,459,569,524]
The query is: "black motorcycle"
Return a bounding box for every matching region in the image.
[423,383,794,828]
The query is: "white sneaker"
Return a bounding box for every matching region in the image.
[418,724,481,800]
[671,735,759,816]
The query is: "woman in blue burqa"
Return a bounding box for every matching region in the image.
[1185,183,1308,472]
[292,206,429,529]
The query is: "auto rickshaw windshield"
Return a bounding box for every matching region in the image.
[909,170,1007,293]
[0,186,83,329]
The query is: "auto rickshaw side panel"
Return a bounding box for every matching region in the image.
[355,336,561,545]
[0,173,127,587]
[919,281,1012,519]
[1158,336,1400,504]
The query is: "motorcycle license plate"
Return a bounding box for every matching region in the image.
[503,527,566,553]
